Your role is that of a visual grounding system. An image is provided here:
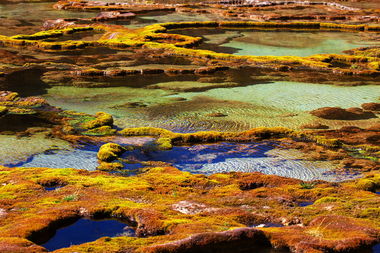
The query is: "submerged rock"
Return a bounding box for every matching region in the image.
[362,102,380,112]
[94,11,135,21]
[310,107,376,120]
[300,123,329,129]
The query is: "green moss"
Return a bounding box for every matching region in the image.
[0,165,379,252]
[97,143,127,162]
[314,197,339,204]
[368,61,380,71]
[83,126,117,136]
[0,21,378,76]
[300,182,315,189]
[82,112,113,129]
[97,161,124,171]
[313,136,342,148]
[358,208,380,218]
[119,126,292,145]
[356,178,378,192]
[0,106,8,116]
[156,138,173,150]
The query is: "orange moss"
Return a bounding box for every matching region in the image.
[0,165,378,252]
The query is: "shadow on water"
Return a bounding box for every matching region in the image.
[0,68,49,96]
[30,218,135,252]
[0,114,53,132]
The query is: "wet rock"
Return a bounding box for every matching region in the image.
[310,107,376,120]
[43,19,75,30]
[301,123,329,129]
[362,102,380,112]
[195,66,229,74]
[141,69,165,74]
[206,112,228,117]
[172,201,215,215]
[367,123,380,131]
[94,11,135,21]
[0,49,37,65]
[341,158,379,171]
[0,208,7,218]
[168,97,187,102]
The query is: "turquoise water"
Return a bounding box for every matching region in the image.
[171,28,379,56]
[41,81,380,132]
[126,12,222,29]
[179,81,380,111]
[218,31,379,56]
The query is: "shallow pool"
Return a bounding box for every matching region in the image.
[39,218,135,251]
[172,28,379,56]
[124,142,360,182]
[41,81,380,132]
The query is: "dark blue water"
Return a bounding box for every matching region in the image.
[373,243,380,253]
[44,186,63,191]
[42,219,135,251]
[125,141,276,170]
[121,141,353,181]
[298,202,313,207]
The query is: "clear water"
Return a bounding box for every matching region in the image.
[18,148,100,171]
[5,140,359,182]
[222,31,379,57]
[41,81,380,132]
[0,2,94,36]
[123,142,360,182]
[0,133,72,166]
[41,219,135,251]
[180,81,380,112]
[171,28,379,57]
[125,12,222,29]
